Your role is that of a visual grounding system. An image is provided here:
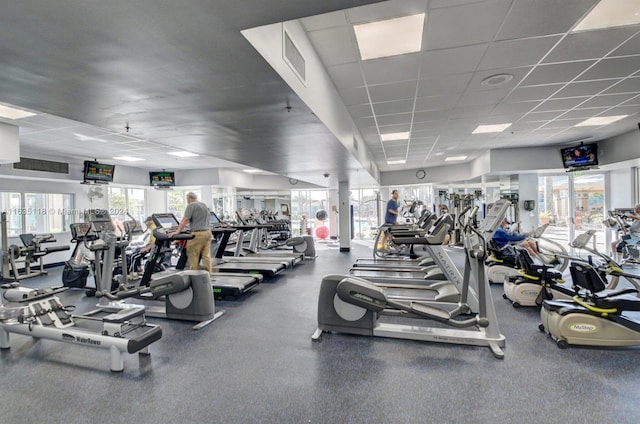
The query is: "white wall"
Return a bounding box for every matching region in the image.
[517,174,539,232]
[608,168,633,209]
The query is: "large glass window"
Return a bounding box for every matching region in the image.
[538,173,605,254]
[1,192,23,237]
[1,192,74,236]
[108,187,146,226]
[290,190,329,237]
[351,189,379,239]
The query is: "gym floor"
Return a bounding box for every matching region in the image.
[1,242,639,423]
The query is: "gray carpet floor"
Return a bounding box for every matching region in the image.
[1,241,639,423]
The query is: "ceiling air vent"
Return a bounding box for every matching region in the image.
[13,157,70,174]
[284,31,306,83]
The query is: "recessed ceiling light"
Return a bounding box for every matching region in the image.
[0,104,36,120]
[168,151,200,157]
[480,73,513,88]
[354,13,425,60]
[113,156,144,162]
[575,115,628,126]
[387,159,406,165]
[380,132,410,141]
[445,156,467,162]
[472,123,512,134]
[243,169,262,174]
[572,0,640,32]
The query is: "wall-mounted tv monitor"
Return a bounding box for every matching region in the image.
[83,160,115,183]
[149,171,175,187]
[561,143,598,170]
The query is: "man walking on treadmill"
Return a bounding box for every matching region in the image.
[170,192,212,272]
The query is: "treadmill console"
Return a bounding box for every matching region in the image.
[84,209,116,232]
[152,213,180,230]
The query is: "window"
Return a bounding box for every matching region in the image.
[1,192,74,236]
[0,192,23,237]
[108,187,146,224]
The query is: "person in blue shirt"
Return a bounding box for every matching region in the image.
[385,190,399,225]
[493,218,538,257]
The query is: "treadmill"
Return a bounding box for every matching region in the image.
[143,213,263,299]
[220,211,303,265]
[353,215,451,270]
[210,226,286,279]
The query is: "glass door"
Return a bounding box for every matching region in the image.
[573,173,605,253]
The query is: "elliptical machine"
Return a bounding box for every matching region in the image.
[539,261,640,349]
[312,199,511,359]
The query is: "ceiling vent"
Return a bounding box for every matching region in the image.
[284,31,306,83]
[13,157,70,174]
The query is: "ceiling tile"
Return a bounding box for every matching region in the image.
[417,73,472,96]
[521,60,595,86]
[495,0,598,40]
[307,26,358,67]
[361,53,421,85]
[520,110,565,122]
[413,109,450,123]
[576,56,640,81]
[414,94,460,111]
[552,79,617,98]
[347,103,374,118]
[423,0,511,50]
[326,62,365,88]
[368,80,418,102]
[576,93,638,109]
[506,84,565,102]
[449,105,493,119]
[377,123,412,134]
[558,107,608,120]
[543,26,639,64]
[603,77,640,95]
[372,99,415,116]
[532,96,590,112]
[610,31,640,57]
[457,87,511,107]
[421,44,488,77]
[621,95,640,106]
[339,86,370,105]
[478,35,561,71]
[376,113,413,126]
[491,101,541,115]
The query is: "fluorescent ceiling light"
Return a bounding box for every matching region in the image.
[243,169,262,174]
[380,132,410,141]
[472,123,512,134]
[354,13,425,60]
[575,115,628,126]
[113,156,144,162]
[572,0,640,32]
[386,159,406,165]
[0,104,36,119]
[445,156,467,162]
[168,151,199,157]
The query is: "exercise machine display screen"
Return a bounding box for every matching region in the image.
[210,212,221,227]
[153,214,180,229]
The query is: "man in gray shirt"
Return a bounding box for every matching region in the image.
[170,192,212,272]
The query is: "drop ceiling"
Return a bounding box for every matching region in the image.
[0,0,639,185]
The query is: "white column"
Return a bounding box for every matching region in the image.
[338,181,350,252]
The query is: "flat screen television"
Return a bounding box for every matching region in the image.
[561,143,598,170]
[83,160,115,183]
[149,171,175,187]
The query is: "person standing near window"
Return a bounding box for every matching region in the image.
[385,190,400,225]
[169,192,212,272]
